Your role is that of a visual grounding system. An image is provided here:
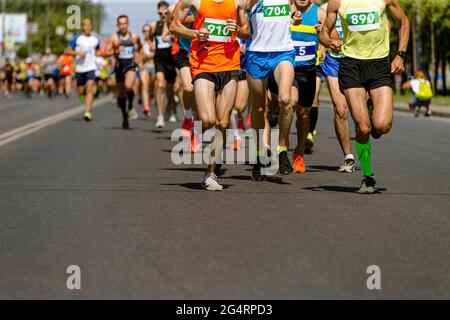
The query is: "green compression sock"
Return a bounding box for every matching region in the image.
[355,140,373,177]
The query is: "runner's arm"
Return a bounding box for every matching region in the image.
[318,0,340,50]
[170,0,199,39]
[234,0,250,39]
[386,0,409,74]
[103,34,118,58]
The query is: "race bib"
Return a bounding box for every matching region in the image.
[346,7,380,32]
[263,0,290,22]
[204,18,232,42]
[119,46,135,59]
[156,35,173,49]
[293,41,316,62]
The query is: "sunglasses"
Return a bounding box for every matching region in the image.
[158,11,168,15]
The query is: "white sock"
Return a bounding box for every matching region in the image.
[345,154,354,161]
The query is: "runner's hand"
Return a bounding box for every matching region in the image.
[314,23,323,32]
[226,19,238,33]
[77,51,86,58]
[330,39,342,52]
[391,56,405,75]
[292,11,302,26]
[196,28,210,42]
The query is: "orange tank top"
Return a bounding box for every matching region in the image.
[190,0,240,77]
[60,55,74,76]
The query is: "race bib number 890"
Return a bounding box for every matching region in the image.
[346,7,381,32]
[204,18,232,42]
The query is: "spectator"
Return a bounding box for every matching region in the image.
[402,70,433,117]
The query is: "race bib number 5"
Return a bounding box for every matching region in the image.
[263,0,290,22]
[346,7,380,32]
[204,18,232,43]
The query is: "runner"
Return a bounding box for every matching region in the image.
[59,51,74,98]
[151,1,177,128]
[1,58,13,98]
[246,0,302,180]
[321,0,409,193]
[170,2,199,152]
[318,2,354,172]
[171,0,250,191]
[140,24,156,117]
[40,48,59,99]
[66,19,102,122]
[106,15,142,129]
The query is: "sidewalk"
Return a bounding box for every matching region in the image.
[319,94,450,118]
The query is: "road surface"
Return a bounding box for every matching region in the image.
[0,94,449,299]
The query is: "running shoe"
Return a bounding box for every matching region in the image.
[238,117,245,130]
[156,115,165,128]
[251,159,266,181]
[232,138,241,151]
[313,129,317,136]
[169,113,177,123]
[190,132,200,153]
[339,158,355,173]
[293,152,306,173]
[246,114,252,127]
[181,117,193,138]
[143,106,150,117]
[83,112,92,122]
[278,151,293,175]
[202,173,223,191]
[129,108,138,120]
[368,98,382,139]
[425,109,432,117]
[122,118,130,130]
[357,176,376,194]
[305,133,314,154]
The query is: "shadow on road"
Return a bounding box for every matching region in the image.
[102,126,135,131]
[161,182,234,190]
[303,185,386,193]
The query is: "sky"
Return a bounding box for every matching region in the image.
[99,0,177,36]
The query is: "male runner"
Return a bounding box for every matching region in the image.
[171,0,250,191]
[66,19,101,122]
[151,1,177,128]
[106,15,142,129]
[318,2,354,172]
[1,58,13,98]
[59,50,74,98]
[246,0,302,180]
[40,48,59,98]
[321,0,409,193]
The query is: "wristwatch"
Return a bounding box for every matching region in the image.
[397,51,407,59]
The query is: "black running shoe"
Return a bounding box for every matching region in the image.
[278,151,293,175]
[122,118,130,130]
[357,176,376,194]
[251,157,266,181]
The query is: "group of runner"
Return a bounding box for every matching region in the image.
[0,0,410,195]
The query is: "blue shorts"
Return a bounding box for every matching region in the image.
[321,54,341,78]
[76,70,96,87]
[245,50,296,80]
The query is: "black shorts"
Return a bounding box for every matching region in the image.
[316,65,325,82]
[339,57,394,92]
[44,74,58,82]
[155,56,176,84]
[76,70,96,87]
[115,60,136,84]
[173,50,190,70]
[239,71,247,82]
[193,71,239,92]
[267,66,317,107]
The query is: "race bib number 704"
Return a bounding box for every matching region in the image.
[263,0,290,21]
[345,7,381,32]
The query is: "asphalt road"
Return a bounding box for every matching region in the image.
[0,94,449,299]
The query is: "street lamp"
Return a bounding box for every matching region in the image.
[1,0,6,60]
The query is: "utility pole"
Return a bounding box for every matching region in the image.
[45,0,50,49]
[27,0,33,56]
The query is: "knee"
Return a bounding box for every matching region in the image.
[278,93,291,108]
[334,105,348,121]
[373,119,392,134]
[357,123,371,137]
[217,118,229,132]
[200,117,215,130]
[182,83,194,94]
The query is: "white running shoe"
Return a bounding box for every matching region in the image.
[156,115,165,128]
[202,173,223,191]
[339,158,355,173]
[169,113,177,123]
[128,108,138,120]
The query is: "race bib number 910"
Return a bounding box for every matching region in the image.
[346,7,380,32]
[263,0,290,21]
[204,18,232,42]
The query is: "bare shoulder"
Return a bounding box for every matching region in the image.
[327,0,341,12]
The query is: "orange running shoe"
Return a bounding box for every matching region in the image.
[181,118,193,138]
[232,138,241,151]
[293,152,306,173]
[190,132,200,153]
[246,114,252,127]
[143,106,150,117]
